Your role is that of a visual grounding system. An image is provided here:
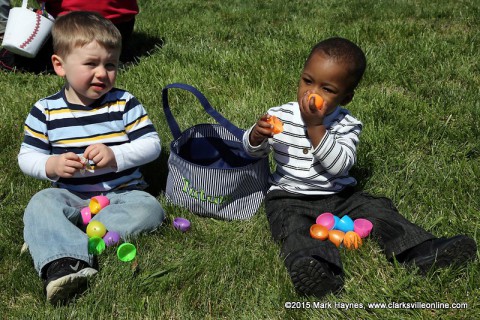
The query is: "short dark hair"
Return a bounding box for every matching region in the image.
[306,37,367,90]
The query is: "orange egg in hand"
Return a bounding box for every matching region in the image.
[308,93,324,110]
[267,115,284,134]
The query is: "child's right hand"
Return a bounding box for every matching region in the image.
[249,114,275,146]
[46,152,84,179]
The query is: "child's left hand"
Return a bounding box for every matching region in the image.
[83,144,117,169]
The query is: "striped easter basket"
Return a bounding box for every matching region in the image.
[162,83,270,220]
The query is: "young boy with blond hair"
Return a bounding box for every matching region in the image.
[18,11,164,305]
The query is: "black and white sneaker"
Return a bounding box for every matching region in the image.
[43,258,97,305]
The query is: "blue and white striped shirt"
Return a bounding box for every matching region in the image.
[19,87,160,192]
[243,102,362,195]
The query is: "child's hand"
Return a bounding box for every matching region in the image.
[249,114,274,146]
[299,91,327,127]
[83,144,117,169]
[46,152,84,179]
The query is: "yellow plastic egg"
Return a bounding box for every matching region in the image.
[86,220,107,238]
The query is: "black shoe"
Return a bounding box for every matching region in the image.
[400,235,477,274]
[288,255,344,298]
[43,257,97,305]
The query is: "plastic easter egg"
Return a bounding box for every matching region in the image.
[333,215,340,229]
[328,230,345,248]
[80,207,92,225]
[88,236,106,255]
[173,217,191,232]
[354,218,373,238]
[343,231,363,250]
[267,115,284,134]
[308,93,324,109]
[86,220,107,238]
[335,215,354,233]
[310,224,329,240]
[316,212,335,230]
[117,243,136,262]
[103,230,121,246]
[89,195,110,214]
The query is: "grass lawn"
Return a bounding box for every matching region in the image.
[1,0,479,318]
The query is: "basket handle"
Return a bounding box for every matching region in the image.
[162,83,244,141]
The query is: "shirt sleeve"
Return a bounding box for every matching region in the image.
[18,145,57,181]
[311,118,362,176]
[110,134,161,172]
[242,125,271,158]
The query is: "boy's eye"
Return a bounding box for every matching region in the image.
[302,77,312,85]
[105,63,117,70]
[322,87,335,94]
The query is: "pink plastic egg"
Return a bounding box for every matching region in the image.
[316,212,335,230]
[354,218,373,238]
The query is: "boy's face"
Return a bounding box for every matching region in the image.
[297,52,356,114]
[52,41,120,106]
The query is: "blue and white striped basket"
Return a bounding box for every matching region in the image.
[162,83,270,220]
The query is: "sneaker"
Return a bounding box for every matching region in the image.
[43,258,97,305]
[288,255,344,298]
[401,235,477,274]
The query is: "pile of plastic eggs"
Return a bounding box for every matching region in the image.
[310,212,373,250]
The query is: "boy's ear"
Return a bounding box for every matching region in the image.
[51,54,66,77]
[341,91,354,106]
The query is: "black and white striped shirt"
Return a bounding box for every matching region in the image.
[243,102,362,195]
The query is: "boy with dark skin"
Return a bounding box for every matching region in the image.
[244,37,477,297]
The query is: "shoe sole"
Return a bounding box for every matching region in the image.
[414,237,477,274]
[289,257,343,298]
[46,268,98,305]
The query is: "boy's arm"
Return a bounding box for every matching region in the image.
[18,145,57,181]
[109,134,161,172]
[311,119,362,176]
[242,126,270,158]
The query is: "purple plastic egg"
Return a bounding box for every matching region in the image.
[103,230,121,246]
[173,217,191,232]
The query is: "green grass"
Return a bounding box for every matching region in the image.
[1,0,479,318]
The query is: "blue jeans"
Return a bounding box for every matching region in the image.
[23,188,165,276]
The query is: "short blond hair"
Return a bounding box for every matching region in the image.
[52,11,122,58]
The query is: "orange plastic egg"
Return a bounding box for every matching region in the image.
[267,115,284,134]
[343,231,363,250]
[328,230,345,248]
[308,93,324,110]
[310,224,329,240]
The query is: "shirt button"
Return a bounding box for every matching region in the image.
[303,148,309,154]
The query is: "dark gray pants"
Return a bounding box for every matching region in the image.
[265,188,435,270]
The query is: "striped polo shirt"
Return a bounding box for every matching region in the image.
[21,87,159,192]
[243,102,362,195]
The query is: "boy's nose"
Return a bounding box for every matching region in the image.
[95,66,108,78]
